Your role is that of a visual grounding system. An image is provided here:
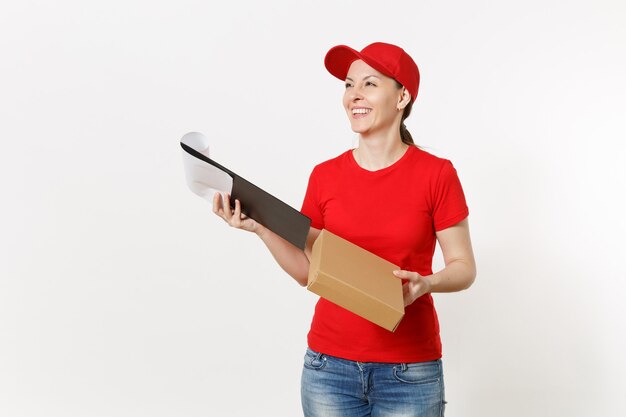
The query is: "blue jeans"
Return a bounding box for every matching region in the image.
[301,347,446,417]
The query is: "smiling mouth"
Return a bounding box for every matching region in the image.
[352,108,371,118]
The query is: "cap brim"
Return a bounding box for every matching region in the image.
[324,44,397,83]
[324,45,363,81]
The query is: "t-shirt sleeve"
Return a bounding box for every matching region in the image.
[300,167,324,230]
[432,160,469,231]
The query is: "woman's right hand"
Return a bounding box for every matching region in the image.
[212,192,264,235]
[213,191,316,286]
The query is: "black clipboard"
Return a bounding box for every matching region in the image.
[181,142,311,250]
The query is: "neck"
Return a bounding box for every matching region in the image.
[353,132,408,171]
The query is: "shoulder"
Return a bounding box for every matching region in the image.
[405,146,457,177]
[410,146,451,166]
[309,149,352,177]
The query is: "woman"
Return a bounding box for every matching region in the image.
[213,42,476,417]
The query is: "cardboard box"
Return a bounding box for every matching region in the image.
[307,229,405,332]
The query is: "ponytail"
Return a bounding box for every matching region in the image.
[399,100,415,146]
[395,80,416,146]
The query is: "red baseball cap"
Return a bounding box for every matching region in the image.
[324,42,420,100]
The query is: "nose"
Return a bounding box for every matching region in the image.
[348,84,364,102]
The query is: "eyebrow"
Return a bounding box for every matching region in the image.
[345,75,380,82]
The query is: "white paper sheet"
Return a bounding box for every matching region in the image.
[181,132,233,201]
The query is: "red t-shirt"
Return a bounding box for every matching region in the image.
[300,145,469,363]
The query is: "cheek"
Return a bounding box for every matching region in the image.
[379,95,400,118]
[342,94,351,110]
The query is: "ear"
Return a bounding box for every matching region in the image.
[397,88,411,111]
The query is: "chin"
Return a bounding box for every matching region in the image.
[350,123,370,135]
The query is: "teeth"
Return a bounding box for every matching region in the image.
[352,108,371,114]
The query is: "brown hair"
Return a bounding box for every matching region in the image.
[400,101,415,146]
[396,81,415,146]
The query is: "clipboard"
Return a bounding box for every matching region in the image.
[181,142,311,250]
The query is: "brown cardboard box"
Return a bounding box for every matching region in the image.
[307,229,405,332]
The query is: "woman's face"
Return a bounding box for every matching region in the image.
[343,59,405,136]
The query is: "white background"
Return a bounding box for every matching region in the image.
[1,1,625,416]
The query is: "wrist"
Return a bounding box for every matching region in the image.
[254,223,268,239]
[424,274,437,293]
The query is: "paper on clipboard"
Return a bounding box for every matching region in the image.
[181,132,233,200]
[180,132,311,250]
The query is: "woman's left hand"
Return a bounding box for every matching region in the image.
[393,270,433,307]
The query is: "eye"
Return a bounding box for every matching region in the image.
[365,81,377,87]
[344,82,353,88]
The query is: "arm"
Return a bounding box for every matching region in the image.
[393,218,476,306]
[257,224,321,287]
[212,192,320,286]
